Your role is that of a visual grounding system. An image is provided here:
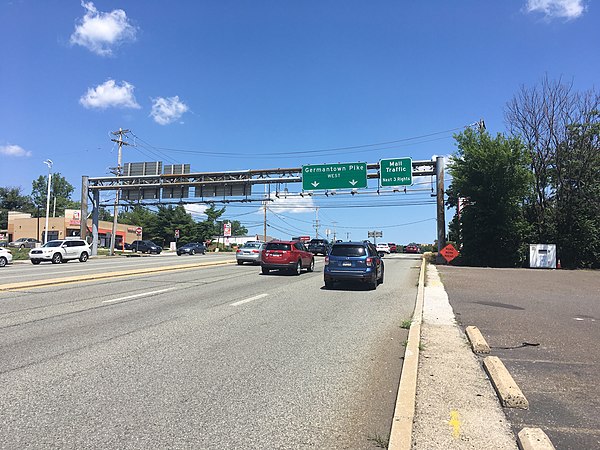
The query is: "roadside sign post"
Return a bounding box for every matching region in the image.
[302,163,367,191]
[379,158,413,187]
[368,230,383,245]
[135,226,142,237]
[174,229,179,244]
[223,222,232,237]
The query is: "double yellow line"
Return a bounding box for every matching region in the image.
[0,260,236,291]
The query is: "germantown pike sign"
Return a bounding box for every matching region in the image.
[302,163,368,190]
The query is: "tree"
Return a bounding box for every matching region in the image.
[31,173,76,217]
[553,111,600,268]
[0,187,34,228]
[446,129,532,267]
[505,76,600,267]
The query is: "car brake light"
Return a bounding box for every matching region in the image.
[324,256,329,265]
[366,257,373,266]
[252,250,259,253]
[236,249,241,253]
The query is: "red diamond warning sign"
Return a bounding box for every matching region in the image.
[440,243,460,263]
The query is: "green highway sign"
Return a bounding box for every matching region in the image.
[302,162,368,191]
[379,158,413,186]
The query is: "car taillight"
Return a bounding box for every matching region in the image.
[366,257,373,266]
[236,249,241,253]
[252,250,259,253]
[324,256,329,265]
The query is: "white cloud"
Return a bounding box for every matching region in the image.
[150,96,189,125]
[525,0,586,20]
[0,144,31,157]
[80,79,141,109]
[184,204,209,218]
[268,193,316,213]
[70,1,137,56]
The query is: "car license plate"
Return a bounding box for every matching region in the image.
[342,261,352,267]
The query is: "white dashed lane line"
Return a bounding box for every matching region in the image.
[230,293,268,307]
[102,287,179,304]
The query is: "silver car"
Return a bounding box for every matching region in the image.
[236,241,265,265]
[8,237,41,249]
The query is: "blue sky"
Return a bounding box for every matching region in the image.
[1,0,598,244]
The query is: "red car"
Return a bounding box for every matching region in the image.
[404,244,420,254]
[261,240,315,275]
[388,243,397,253]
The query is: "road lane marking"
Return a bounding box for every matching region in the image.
[0,260,235,291]
[230,293,268,307]
[102,287,178,304]
[449,410,461,438]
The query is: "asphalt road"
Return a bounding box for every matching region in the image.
[0,254,420,449]
[437,266,600,450]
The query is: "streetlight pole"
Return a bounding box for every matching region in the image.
[43,159,53,243]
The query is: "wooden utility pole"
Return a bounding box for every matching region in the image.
[110,128,130,256]
[436,156,446,263]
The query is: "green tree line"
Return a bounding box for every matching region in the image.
[447,77,600,269]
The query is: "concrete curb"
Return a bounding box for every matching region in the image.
[388,256,426,450]
[0,260,236,291]
[465,325,491,354]
[483,356,529,409]
[517,427,556,450]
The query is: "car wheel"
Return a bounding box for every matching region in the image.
[294,260,302,276]
[52,253,62,264]
[31,259,41,265]
[20,244,25,249]
[369,274,378,290]
[378,266,384,284]
[261,266,270,275]
[237,260,243,265]
[307,258,315,272]
[79,252,89,262]
[0,257,6,267]
[324,279,334,289]
[190,250,195,255]
[132,248,137,253]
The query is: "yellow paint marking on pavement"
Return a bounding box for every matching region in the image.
[0,260,236,291]
[449,410,461,438]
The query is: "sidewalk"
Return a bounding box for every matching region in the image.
[409,264,517,449]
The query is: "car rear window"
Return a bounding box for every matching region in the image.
[330,245,366,257]
[244,243,262,249]
[265,243,291,251]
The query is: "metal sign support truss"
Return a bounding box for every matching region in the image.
[80,159,445,256]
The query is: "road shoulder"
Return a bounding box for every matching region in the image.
[411,264,517,449]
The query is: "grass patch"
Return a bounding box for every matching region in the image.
[400,319,412,329]
[367,432,389,448]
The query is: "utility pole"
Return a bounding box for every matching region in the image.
[332,221,337,241]
[314,207,319,238]
[110,128,130,255]
[435,156,446,263]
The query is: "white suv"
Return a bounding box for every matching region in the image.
[29,238,91,265]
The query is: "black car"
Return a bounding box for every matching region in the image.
[128,240,162,254]
[177,242,206,256]
[323,241,384,290]
[307,238,331,256]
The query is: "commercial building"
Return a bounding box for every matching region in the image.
[6,209,140,249]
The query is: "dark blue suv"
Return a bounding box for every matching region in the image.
[323,241,384,290]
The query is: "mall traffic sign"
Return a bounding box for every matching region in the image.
[302,162,367,191]
[379,158,413,187]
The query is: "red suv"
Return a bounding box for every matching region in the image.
[261,240,315,275]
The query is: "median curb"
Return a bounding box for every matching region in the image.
[483,356,529,409]
[465,325,491,354]
[388,256,426,450]
[517,427,556,450]
[0,259,236,291]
